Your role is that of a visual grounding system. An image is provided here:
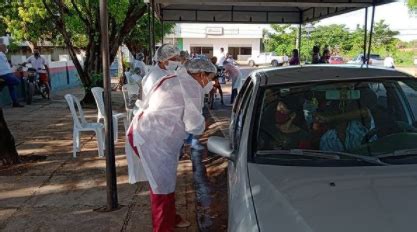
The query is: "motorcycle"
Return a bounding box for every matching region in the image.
[17,65,50,104]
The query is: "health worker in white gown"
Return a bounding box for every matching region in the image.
[126,58,217,231]
[141,44,180,99]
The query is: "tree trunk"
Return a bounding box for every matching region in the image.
[27,41,36,53]
[0,108,20,165]
[41,1,146,104]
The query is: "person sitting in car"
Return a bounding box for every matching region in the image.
[260,97,311,150]
[317,102,374,152]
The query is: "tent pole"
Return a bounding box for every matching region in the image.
[367,4,376,68]
[148,3,152,64]
[151,0,156,53]
[161,20,164,44]
[99,0,118,210]
[363,7,368,65]
[298,23,302,59]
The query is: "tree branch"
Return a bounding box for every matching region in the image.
[43,0,89,86]
[70,0,90,27]
[109,4,147,61]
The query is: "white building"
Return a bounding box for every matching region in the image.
[164,24,263,61]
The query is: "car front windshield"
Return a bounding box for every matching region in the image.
[256,78,417,166]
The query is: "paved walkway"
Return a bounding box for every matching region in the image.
[0,88,197,232]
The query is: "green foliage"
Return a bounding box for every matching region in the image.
[0,20,7,35]
[85,73,104,90]
[264,25,298,56]
[408,0,417,12]
[265,20,414,65]
[6,40,21,53]
[124,15,174,54]
[0,1,54,45]
[0,0,148,100]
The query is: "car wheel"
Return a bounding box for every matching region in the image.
[271,60,279,67]
[248,60,255,67]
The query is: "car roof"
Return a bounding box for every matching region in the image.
[254,65,413,86]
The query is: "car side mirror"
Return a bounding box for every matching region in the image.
[207,136,235,161]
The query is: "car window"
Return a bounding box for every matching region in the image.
[398,81,417,121]
[369,83,388,109]
[254,78,417,166]
[233,77,252,113]
[233,81,254,149]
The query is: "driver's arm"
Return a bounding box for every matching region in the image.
[316,108,371,123]
[23,56,32,66]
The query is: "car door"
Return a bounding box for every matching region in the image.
[230,77,253,146]
[228,78,259,231]
[255,53,265,65]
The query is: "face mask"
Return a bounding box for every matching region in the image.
[166,61,180,71]
[203,81,213,94]
[4,49,8,54]
[275,111,291,125]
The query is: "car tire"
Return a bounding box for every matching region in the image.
[248,60,255,67]
[271,60,279,67]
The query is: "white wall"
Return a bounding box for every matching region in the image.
[172,23,263,39]
[183,38,260,58]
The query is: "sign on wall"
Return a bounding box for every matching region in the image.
[206,27,223,35]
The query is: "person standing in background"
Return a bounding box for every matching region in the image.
[384,54,395,69]
[217,47,226,67]
[0,43,23,107]
[223,60,242,104]
[312,45,321,64]
[289,49,300,65]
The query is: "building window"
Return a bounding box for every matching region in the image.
[228,46,252,60]
[190,46,213,58]
[240,47,252,55]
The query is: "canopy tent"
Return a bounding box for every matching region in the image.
[156,0,396,24]
[99,0,397,210]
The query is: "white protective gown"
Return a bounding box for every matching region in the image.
[127,72,205,194]
[133,60,146,77]
[141,64,171,98]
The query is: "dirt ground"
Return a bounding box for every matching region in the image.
[0,88,198,232]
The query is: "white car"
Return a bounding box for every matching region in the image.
[347,54,384,67]
[208,65,417,232]
[247,52,288,67]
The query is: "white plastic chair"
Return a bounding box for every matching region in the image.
[91,87,128,142]
[65,94,104,158]
[122,84,140,122]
